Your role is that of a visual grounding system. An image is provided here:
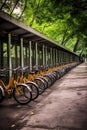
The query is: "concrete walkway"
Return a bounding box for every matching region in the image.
[0,62,87,130]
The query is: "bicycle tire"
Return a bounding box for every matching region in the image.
[51,71,57,80]
[33,78,45,94]
[13,83,32,105]
[53,70,60,79]
[38,76,48,89]
[25,81,39,100]
[43,74,52,87]
[57,69,63,77]
[0,86,5,103]
[49,72,57,82]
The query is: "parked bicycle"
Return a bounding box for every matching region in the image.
[0,67,32,105]
[17,66,39,100]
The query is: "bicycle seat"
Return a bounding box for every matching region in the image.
[0,68,7,72]
[29,71,35,74]
[0,74,6,78]
[0,68,7,78]
[40,65,44,68]
[35,69,40,73]
[21,66,29,71]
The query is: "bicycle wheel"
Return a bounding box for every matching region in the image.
[13,83,32,105]
[33,78,45,94]
[38,76,48,89]
[25,81,39,100]
[53,71,60,79]
[0,86,5,103]
[48,72,56,83]
[57,69,63,77]
[43,74,52,87]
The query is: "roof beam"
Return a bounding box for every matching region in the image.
[19,33,34,38]
[6,27,20,33]
[25,36,42,41]
[38,39,47,43]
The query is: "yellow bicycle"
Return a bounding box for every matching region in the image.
[0,67,32,105]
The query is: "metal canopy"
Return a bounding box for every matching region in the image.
[0,11,78,55]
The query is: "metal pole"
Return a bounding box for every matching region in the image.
[50,48,52,66]
[59,50,60,64]
[0,41,3,68]
[85,48,87,62]
[86,48,87,62]
[20,38,24,67]
[29,41,32,70]
[57,50,59,65]
[63,51,65,64]
[56,49,58,66]
[53,48,55,66]
[35,42,38,69]
[8,33,12,77]
[45,46,47,65]
[42,44,45,66]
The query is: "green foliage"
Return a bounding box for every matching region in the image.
[0,0,87,57]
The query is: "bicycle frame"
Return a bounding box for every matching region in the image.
[0,76,19,95]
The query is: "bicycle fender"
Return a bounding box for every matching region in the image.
[0,85,5,96]
[17,83,32,92]
[34,77,45,84]
[25,81,38,88]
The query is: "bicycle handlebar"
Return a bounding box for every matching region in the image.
[19,66,29,71]
[12,66,21,72]
[0,68,8,78]
[0,68,7,73]
[0,66,21,75]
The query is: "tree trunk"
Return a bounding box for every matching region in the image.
[10,0,20,15]
[18,5,26,19]
[61,29,68,45]
[0,0,7,10]
[63,32,74,46]
[73,38,79,52]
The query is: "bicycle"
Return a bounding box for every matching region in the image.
[36,65,50,88]
[32,65,54,87]
[27,65,46,94]
[17,66,39,100]
[0,67,32,105]
[31,65,48,93]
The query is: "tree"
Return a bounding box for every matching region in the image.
[0,0,87,56]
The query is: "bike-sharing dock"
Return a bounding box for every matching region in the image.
[0,11,86,130]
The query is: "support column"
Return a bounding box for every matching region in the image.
[57,50,59,65]
[45,46,47,65]
[56,49,58,66]
[86,48,87,62]
[8,33,12,77]
[60,51,63,64]
[20,38,24,67]
[53,48,55,66]
[35,42,38,69]
[58,50,60,65]
[63,52,64,64]
[0,41,3,68]
[29,41,32,71]
[68,53,69,63]
[42,44,45,66]
[50,48,52,67]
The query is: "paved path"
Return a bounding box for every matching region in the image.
[0,63,87,130]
